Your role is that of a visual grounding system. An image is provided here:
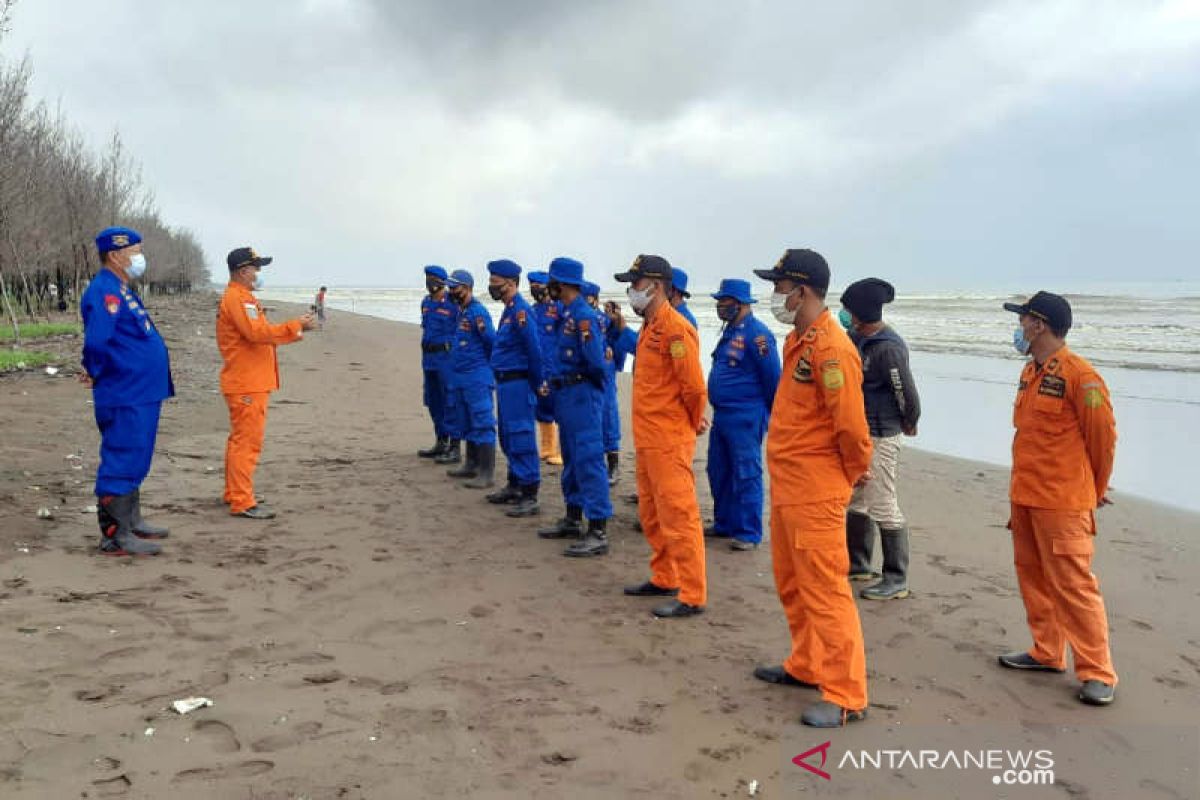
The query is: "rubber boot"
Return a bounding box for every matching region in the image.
[447,442,478,478]
[606,452,619,487]
[130,488,169,539]
[563,517,609,557]
[846,511,878,581]
[486,477,521,504]
[861,526,911,600]
[506,484,540,518]
[434,438,462,465]
[419,435,447,458]
[538,504,582,539]
[464,444,496,489]
[540,422,563,466]
[97,493,161,556]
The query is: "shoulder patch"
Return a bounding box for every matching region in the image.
[669,338,686,359]
[475,315,486,331]
[1083,387,1103,409]
[516,309,527,326]
[104,294,121,314]
[821,360,844,390]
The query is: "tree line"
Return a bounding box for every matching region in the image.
[0,0,209,333]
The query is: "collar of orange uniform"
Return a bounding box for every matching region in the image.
[1035,344,1070,374]
[799,307,832,341]
[226,280,255,300]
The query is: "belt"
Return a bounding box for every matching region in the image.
[422,343,451,354]
[550,373,588,389]
[494,370,529,383]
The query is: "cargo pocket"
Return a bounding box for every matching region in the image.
[1051,535,1094,557]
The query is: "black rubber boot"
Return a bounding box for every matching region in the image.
[419,435,447,458]
[434,438,462,465]
[486,478,521,504]
[130,488,169,539]
[563,518,609,557]
[464,444,496,489]
[447,442,478,478]
[538,504,582,539]
[606,452,619,487]
[846,511,878,581]
[861,526,911,600]
[97,494,161,556]
[506,484,540,518]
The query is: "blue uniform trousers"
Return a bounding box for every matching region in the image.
[601,375,620,453]
[445,380,497,445]
[554,382,611,520]
[535,393,555,424]
[423,361,450,438]
[94,401,162,497]
[497,379,540,486]
[705,405,767,544]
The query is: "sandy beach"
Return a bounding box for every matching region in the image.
[1,293,1197,799]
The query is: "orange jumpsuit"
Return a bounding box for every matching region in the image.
[217,282,304,514]
[766,308,872,710]
[633,303,709,606]
[1010,346,1117,685]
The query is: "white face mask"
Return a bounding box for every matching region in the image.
[627,285,654,315]
[127,253,147,279]
[253,274,264,290]
[770,289,797,325]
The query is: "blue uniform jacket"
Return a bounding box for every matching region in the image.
[490,294,544,393]
[448,298,495,387]
[609,302,698,372]
[553,296,606,386]
[532,298,562,359]
[420,294,458,370]
[80,268,174,408]
[676,302,698,329]
[707,313,781,414]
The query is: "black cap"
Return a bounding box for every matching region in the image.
[753,248,830,291]
[614,254,673,284]
[227,246,273,271]
[1003,291,1072,333]
[840,278,895,324]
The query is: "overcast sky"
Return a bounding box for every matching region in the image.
[4,0,1199,290]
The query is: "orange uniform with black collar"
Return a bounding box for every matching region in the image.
[217,282,304,514]
[766,308,872,710]
[632,304,708,606]
[1009,346,1118,685]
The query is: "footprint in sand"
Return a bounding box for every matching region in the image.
[192,719,241,754]
[250,721,322,753]
[171,760,273,783]
[91,773,132,797]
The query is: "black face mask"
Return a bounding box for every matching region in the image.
[451,290,469,307]
[547,281,563,301]
[487,284,505,302]
[427,280,444,295]
[531,286,548,303]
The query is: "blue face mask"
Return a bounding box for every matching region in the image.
[838,308,853,330]
[716,303,738,323]
[127,253,147,279]
[253,273,264,290]
[1012,326,1031,355]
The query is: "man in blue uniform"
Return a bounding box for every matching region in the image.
[485,259,544,516]
[80,227,174,556]
[669,268,699,329]
[439,270,497,488]
[705,279,781,551]
[582,282,621,486]
[528,270,564,466]
[536,257,612,557]
[419,265,458,459]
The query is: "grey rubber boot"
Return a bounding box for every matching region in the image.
[506,484,540,518]
[861,526,910,600]
[538,504,582,538]
[563,518,609,557]
[846,511,878,581]
[434,438,462,465]
[606,452,619,487]
[447,442,478,478]
[130,488,169,539]
[97,493,161,556]
[463,444,496,489]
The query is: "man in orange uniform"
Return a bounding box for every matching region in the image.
[613,255,709,619]
[752,248,873,728]
[217,247,315,519]
[999,291,1118,706]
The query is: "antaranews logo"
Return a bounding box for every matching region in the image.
[793,742,1055,786]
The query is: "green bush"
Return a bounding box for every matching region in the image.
[0,322,81,342]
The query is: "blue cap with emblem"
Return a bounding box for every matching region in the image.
[487,259,522,279]
[548,257,585,287]
[527,270,549,285]
[581,281,600,299]
[95,226,142,255]
[711,278,756,304]
[671,268,691,298]
[446,269,474,289]
[424,265,448,281]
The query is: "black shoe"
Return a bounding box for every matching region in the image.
[623,493,639,505]
[652,600,704,618]
[130,488,169,539]
[997,652,1065,673]
[464,444,496,489]
[418,436,447,458]
[506,490,540,518]
[564,521,609,557]
[606,452,619,487]
[729,539,759,551]
[704,523,729,538]
[434,439,462,465]
[538,505,582,539]
[447,442,478,478]
[623,581,679,597]
[1078,680,1115,706]
[487,482,521,504]
[97,494,161,556]
[753,665,817,689]
[801,701,867,728]
[236,505,277,520]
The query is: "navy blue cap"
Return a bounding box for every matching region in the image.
[840,278,895,324]
[424,265,448,281]
[1004,291,1072,333]
[95,226,142,255]
[581,281,600,298]
[446,269,474,289]
[614,254,672,283]
[671,268,691,297]
[487,259,522,279]
[548,257,585,287]
[527,270,549,285]
[227,246,273,271]
[711,278,756,304]
[754,248,830,291]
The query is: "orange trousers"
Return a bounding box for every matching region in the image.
[635,444,707,607]
[1010,503,1117,685]
[770,499,868,710]
[223,392,269,514]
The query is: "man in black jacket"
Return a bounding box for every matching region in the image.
[839,278,921,600]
